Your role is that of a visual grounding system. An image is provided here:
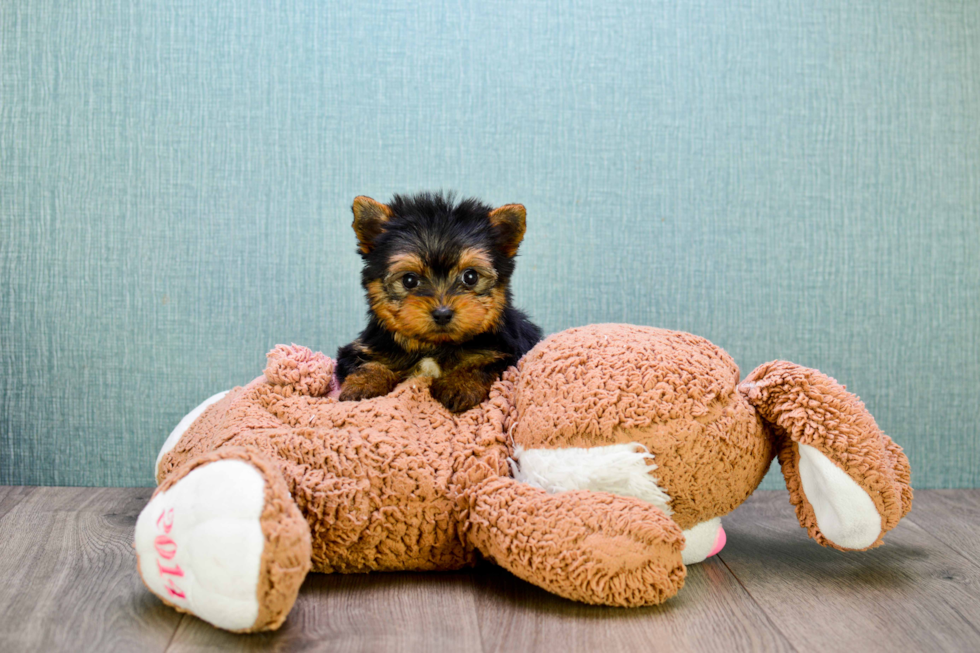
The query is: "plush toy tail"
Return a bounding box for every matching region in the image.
[739,361,912,551]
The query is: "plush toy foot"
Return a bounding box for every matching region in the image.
[741,362,913,551]
[135,449,311,632]
[681,518,726,565]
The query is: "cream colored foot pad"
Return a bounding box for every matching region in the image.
[135,459,266,631]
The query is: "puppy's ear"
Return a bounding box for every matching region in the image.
[352,196,393,254]
[488,204,527,258]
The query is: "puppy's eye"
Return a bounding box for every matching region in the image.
[461,269,479,287]
[402,273,420,289]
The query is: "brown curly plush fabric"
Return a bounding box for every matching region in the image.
[740,361,913,549]
[159,372,512,573]
[509,325,774,530]
[263,344,338,397]
[145,323,913,632]
[463,476,686,606]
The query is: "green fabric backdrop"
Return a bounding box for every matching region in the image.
[2,0,978,488]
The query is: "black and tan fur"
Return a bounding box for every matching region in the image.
[336,192,542,413]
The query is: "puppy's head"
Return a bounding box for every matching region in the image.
[351,192,526,349]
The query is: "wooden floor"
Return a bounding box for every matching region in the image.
[0,487,978,652]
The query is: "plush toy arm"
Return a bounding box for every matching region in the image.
[741,361,912,551]
[461,476,686,606]
[264,344,337,397]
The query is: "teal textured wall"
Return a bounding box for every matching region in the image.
[2,1,978,488]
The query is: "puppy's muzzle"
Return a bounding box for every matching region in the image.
[431,306,454,326]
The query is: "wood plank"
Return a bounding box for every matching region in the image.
[472,559,795,653]
[3,486,980,652]
[904,490,980,566]
[0,486,33,523]
[0,487,182,653]
[167,571,485,653]
[718,490,980,652]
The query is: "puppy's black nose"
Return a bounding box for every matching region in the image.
[431,306,454,326]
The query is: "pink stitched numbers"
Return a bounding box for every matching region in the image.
[154,535,177,559]
[154,508,186,599]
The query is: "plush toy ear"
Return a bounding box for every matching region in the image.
[351,196,393,254]
[488,204,527,258]
[741,361,912,551]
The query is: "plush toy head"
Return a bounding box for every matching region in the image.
[508,325,911,550]
[139,324,911,632]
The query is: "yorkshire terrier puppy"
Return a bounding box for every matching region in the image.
[336,192,542,413]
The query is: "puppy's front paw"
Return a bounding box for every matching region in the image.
[338,383,384,402]
[430,374,491,413]
[338,363,400,402]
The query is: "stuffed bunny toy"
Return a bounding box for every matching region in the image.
[136,324,911,632]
